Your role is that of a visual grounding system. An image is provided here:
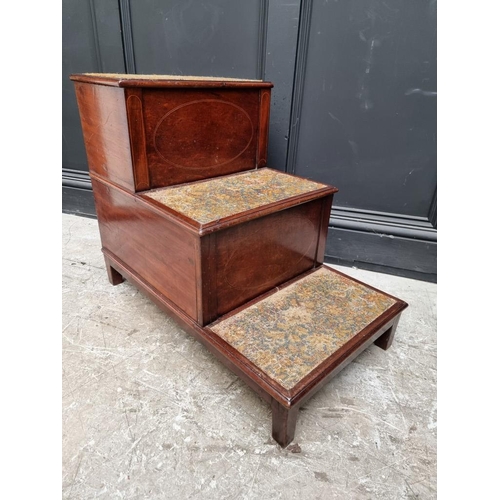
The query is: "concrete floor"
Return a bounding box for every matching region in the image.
[62,213,436,499]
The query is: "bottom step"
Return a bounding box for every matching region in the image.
[206,265,408,446]
[104,252,408,447]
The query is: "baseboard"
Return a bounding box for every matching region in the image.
[62,185,96,218]
[325,226,437,283]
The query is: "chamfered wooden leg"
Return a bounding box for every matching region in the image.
[374,316,401,351]
[104,257,124,286]
[271,400,299,447]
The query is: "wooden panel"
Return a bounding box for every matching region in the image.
[142,88,262,187]
[73,83,134,190]
[213,199,324,318]
[63,0,437,280]
[92,179,198,320]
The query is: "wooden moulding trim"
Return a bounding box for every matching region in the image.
[125,89,150,191]
[102,249,289,406]
[70,73,274,89]
[257,89,271,167]
[285,0,314,174]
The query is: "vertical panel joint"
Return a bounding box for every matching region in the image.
[118,0,137,74]
[285,0,314,174]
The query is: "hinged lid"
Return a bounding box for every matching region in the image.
[71,73,273,190]
[70,73,273,89]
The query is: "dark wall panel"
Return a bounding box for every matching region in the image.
[128,0,263,78]
[264,0,300,171]
[293,0,437,218]
[125,0,301,171]
[62,0,125,172]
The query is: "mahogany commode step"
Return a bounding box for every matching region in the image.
[71,73,408,447]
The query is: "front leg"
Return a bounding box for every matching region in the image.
[271,400,299,447]
[374,316,401,351]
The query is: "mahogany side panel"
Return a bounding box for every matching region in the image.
[141,88,262,188]
[213,199,324,318]
[73,82,134,190]
[92,179,199,320]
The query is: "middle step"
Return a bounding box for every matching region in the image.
[132,168,338,325]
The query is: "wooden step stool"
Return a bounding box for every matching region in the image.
[71,73,408,447]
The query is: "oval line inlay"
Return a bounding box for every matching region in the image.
[153,99,254,170]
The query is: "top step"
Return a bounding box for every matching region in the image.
[141,168,337,234]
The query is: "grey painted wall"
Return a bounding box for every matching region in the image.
[62,0,436,281]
